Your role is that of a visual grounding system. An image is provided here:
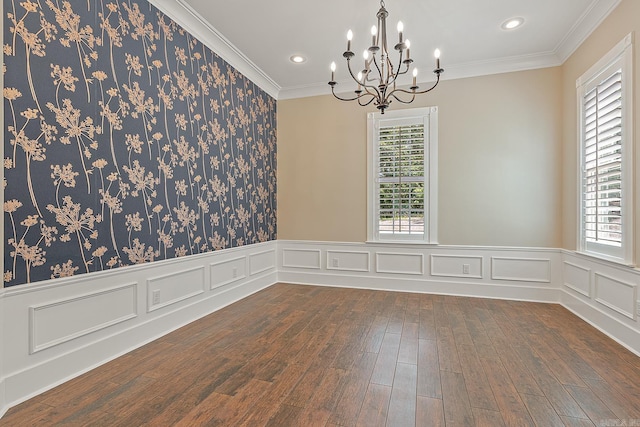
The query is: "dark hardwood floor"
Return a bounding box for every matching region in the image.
[1,283,639,426]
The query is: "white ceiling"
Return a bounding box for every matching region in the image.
[163,0,621,100]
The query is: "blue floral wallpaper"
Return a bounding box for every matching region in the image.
[3,0,277,287]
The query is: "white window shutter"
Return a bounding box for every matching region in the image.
[368,107,437,244]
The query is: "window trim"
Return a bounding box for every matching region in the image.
[576,33,634,266]
[367,107,438,244]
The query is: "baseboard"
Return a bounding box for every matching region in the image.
[278,271,561,303]
[560,289,640,356]
[0,378,5,420]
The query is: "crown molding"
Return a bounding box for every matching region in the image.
[146,0,619,101]
[279,0,621,101]
[148,0,281,99]
[278,51,562,100]
[554,0,622,63]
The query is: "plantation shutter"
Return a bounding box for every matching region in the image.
[376,116,427,240]
[582,69,623,248]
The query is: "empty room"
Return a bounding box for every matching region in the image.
[1,0,640,425]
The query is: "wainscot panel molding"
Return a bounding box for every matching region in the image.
[563,261,592,297]
[282,248,322,270]
[210,257,247,291]
[0,241,276,417]
[491,256,552,283]
[431,254,483,279]
[327,250,370,273]
[249,250,277,275]
[376,252,425,275]
[30,283,138,353]
[147,267,205,313]
[594,273,637,320]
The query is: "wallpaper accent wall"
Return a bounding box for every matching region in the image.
[3,0,277,287]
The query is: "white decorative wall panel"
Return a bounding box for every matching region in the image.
[210,257,247,290]
[1,241,278,417]
[491,257,551,283]
[594,273,637,320]
[431,254,483,279]
[282,249,322,269]
[29,283,138,353]
[376,252,424,275]
[563,262,591,297]
[6,241,640,421]
[147,267,205,312]
[249,250,276,275]
[327,250,370,272]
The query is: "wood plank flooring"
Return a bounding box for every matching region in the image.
[2,283,639,426]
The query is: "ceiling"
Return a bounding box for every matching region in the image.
[170,0,620,99]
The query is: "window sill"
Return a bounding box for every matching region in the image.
[366,240,439,246]
[574,250,635,269]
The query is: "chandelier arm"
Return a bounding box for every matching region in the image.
[390,91,416,104]
[362,85,378,96]
[389,74,441,98]
[396,68,410,76]
[370,54,384,85]
[386,49,405,87]
[358,95,377,107]
[411,73,441,95]
[390,76,440,102]
[330,86,364,102]
[346,58,381,95]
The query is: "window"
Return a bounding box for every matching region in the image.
[367,107,438,243]
[577,34,633,264]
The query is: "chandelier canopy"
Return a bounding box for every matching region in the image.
[328,0,444,114]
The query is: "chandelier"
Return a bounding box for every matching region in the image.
[328,0,444,114]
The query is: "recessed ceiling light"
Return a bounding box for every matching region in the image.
[290,55,306,64]
[501,17,524,30]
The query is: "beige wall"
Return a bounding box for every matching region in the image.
[561,0,640,264]
[278,67,563,247]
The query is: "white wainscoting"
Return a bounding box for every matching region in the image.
[491,256,551,283]
[0,241,276,418]
[277,241,562,302]
[594,273,637,320]
[147,267,204,312]
[282,248,321,269]
[376,252,424,275]
[431,254,483,279]
[30,283,138,353]
[2,240,640,419]
[563,261,591,297]
[559,251,640,355]
[249,249,277,275]
[327,250,370,272]
[210,256,247,291]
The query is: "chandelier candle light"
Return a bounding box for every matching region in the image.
[328,0,444,114]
